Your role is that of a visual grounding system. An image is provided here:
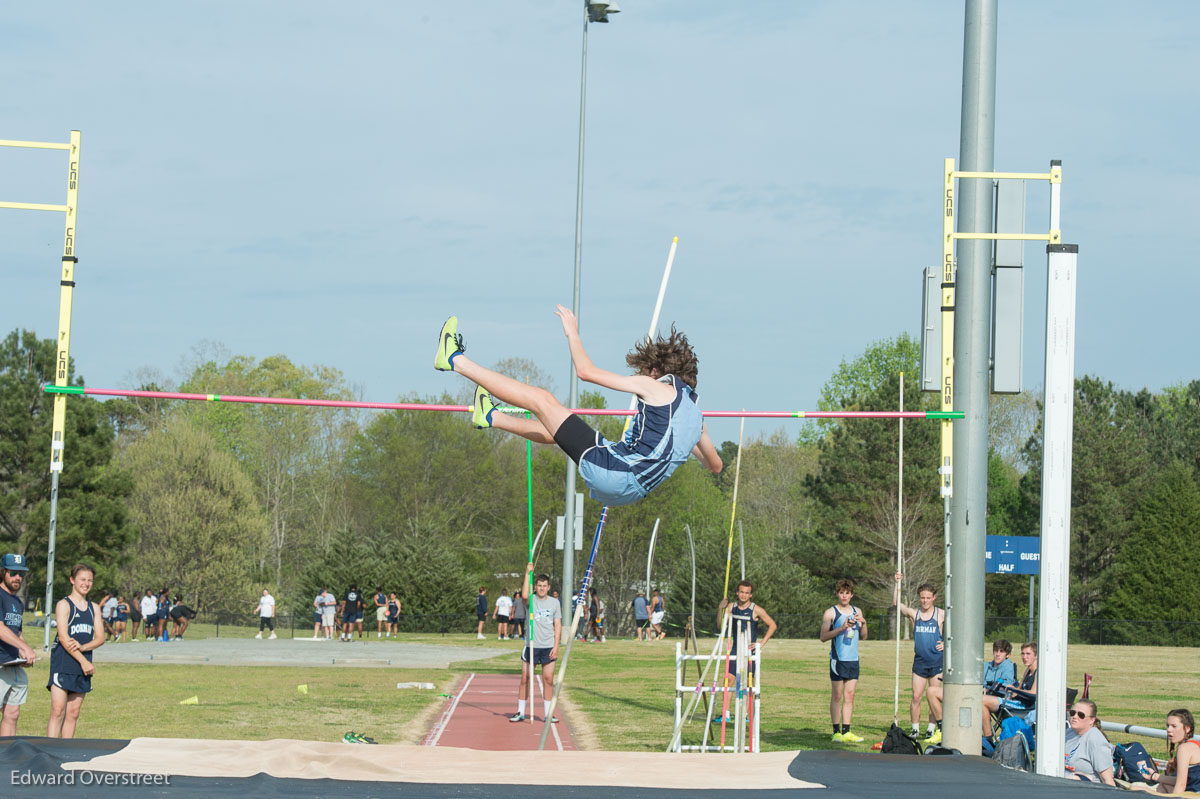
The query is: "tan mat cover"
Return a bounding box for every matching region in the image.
[64,738,820,790]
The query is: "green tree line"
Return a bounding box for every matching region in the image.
[2,328,1197,642]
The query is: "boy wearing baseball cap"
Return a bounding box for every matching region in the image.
[1,553,38,736]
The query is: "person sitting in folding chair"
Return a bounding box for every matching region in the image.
[983,640,1037,737]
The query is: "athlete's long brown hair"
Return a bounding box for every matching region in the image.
[625,326,699,390]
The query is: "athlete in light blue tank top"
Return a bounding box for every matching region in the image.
[829,606,861,664]
[821,581,867,742]
[578,375,704,505]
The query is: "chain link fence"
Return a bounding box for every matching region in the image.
[189,609,1200,647]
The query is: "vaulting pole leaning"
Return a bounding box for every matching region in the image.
[42,385,964,420]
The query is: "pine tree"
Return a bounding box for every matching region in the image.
[1103,463,1200,645]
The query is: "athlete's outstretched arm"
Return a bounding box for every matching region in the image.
[691,427,723,474]
[554,305,673,402]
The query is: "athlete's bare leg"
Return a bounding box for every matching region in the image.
[452,355,571,443]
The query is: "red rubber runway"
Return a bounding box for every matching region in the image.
[422,672,578,751]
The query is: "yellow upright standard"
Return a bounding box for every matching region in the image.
[940,159,956,501]
[0,130,81,649]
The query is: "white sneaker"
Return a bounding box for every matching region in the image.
[255,632,262,639]
[477,633,485,639]
[377,632,381,638]
[268,632,277,640]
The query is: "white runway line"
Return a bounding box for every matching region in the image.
[534,670,563,751]
[423,673,475,746]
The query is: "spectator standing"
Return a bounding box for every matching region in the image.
[352,589,366,639]
[509,563,562,723]
[47,563,104,738]
[139,590,158,642]
[821,579,866,743]
[0,554,37,737]
[312,590,324,639]
[649,590,666,640]
[255,589,276,640]
[127,594,141,642]
[632,590,650,640]
[476,587,488,640]
[386,593,401,637]
[339,584,362,642]
[494,588,513,640]
[112,595,129,643]
[586,587,604,643]
[510,589,527,641]
[322,588,337,639]
[374,587,388,638]
[155,588,172,642]
[717,579,778,701]
[99,591,117,640]
[893,572,945,743]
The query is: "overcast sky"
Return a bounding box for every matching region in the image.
[2,1,1196,445]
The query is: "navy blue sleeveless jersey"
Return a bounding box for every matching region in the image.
[730,603,757,647]
[0,587,24,660]
[912,607,944,671]
[578,375,704,503]
[50,599,96,675]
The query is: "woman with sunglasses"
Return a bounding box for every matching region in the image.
[1140,708,1199,794]
[1065,699,1115,785]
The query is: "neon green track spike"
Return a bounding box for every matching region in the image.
[472,386,497,429]
[434,316,464,372]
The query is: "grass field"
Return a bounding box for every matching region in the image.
[11,626,1196,760]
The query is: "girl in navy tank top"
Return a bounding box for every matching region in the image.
[47,563,104,738]
[1152,709,1200,794]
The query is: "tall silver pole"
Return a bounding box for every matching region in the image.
[43,473,60,650]
[943,0,996,755]
[560,4,590,638]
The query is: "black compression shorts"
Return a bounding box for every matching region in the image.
[553,414,599,465]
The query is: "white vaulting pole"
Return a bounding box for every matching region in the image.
[645,236,679,346]
[630,236,680,410]
[644,518,660,641]
[645,519,660,600]
[531,519,550,567]
[894,372,904,724]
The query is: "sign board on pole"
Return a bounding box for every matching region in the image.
[985,535,1040,575]
[556,493,584,551]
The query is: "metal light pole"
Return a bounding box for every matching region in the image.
[943,0,996,754]
[561,0,619,640]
